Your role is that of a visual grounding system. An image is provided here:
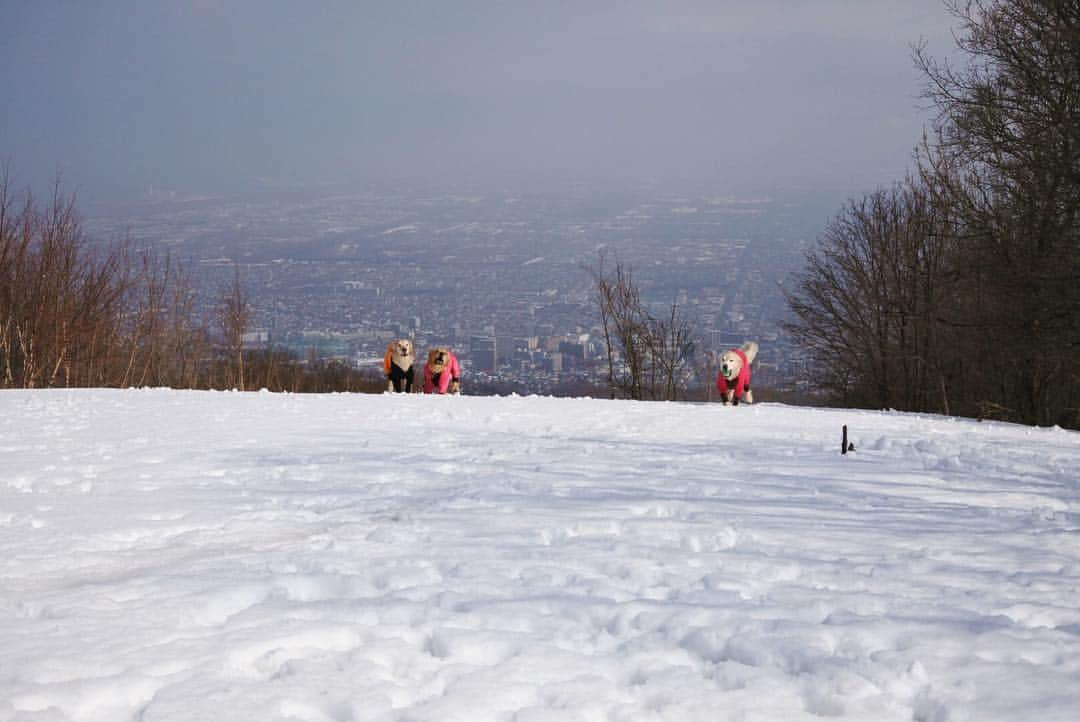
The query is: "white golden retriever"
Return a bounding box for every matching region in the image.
[384,338,416,393]
[716,341,758,405]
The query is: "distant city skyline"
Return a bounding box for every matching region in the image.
[80,183,824,394]
[3,1,958,203]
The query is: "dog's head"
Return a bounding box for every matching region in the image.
[719,349,744,381]
[427,347,450,373]
[391,338,414,363]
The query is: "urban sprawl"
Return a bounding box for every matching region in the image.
[86,183,832,396]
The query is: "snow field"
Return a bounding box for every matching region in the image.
[1,389,1078,721]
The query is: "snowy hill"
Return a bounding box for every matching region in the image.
[2,389,1079,722]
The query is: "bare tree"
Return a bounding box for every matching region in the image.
[165,259,208,389]
[218,263,251,391]
[115,247,208,388]
[588,253,650,399]
[587,250,618,398]
[588,252,697,401]
[783,1,1079,427]
[784,181,955,412]
[0,172,130,389]
[647,300,696,401]
[914,0,1080,426]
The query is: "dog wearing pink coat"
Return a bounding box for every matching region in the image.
[716,341,758,405]
[423,347,461,395]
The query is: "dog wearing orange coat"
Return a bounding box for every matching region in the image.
[384,338,416,393]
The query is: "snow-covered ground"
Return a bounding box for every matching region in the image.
[2,389,1079,722]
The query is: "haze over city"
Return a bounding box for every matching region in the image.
[4,0,955,202]
[2,1,968,396]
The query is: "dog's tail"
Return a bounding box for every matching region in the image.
[742,341,759,366]
[383,343,395,375]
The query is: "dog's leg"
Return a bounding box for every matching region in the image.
[744,387,753,405]
[724,390,734,405]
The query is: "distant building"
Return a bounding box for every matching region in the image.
[496,336,516,362]
[241,328,270,348]
[541,336,562,353]
[470,335,497,372]
[709,330,747,350]
[559,341,586,361]
[343,282,380,300]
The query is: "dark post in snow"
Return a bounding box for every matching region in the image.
[842,425,849,455]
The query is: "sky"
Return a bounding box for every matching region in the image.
[1,1,959,202]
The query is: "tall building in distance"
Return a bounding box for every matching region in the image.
[470,336,497,373]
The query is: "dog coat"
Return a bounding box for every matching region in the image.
[424,351,461,394]
[716,349,751,401]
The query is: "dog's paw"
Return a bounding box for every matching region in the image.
[450,380,461,395]
[744,389,753,404]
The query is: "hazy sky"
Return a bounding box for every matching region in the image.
[2,1,958,201]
